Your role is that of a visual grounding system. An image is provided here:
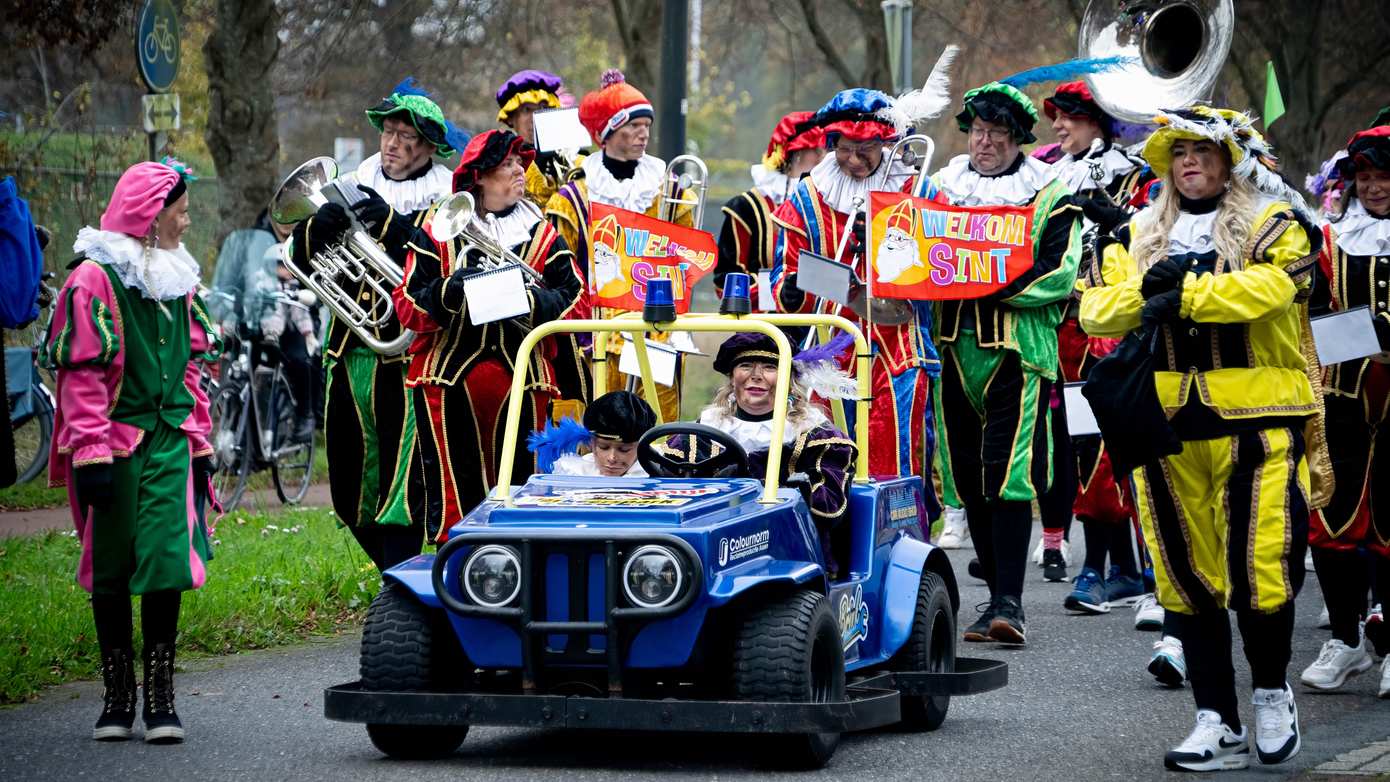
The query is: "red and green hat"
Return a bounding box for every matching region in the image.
[1043,81,1114,137]
[1339,126,1390,177]
[762,111,824,172]
[366,77,468,156]
[451,130,535,195]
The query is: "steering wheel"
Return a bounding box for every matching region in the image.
[637,423,752,479]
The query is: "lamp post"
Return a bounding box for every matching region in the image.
[881,0,913,95]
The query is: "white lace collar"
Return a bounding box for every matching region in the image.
[1332,199,1390,256]
[932,154,1056,206]
[1049,146,1137,193]
[353,153,453,215]
[807,152,914,216]
[472,200,543,251]
[750,164,793,204]
[1153,193,1281,256]
[697,405,828,452]
[581,153,667,213]
[74,226,200,301]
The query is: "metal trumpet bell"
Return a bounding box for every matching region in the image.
[1079,0,1233,123]
[847,289,915,326]
[430,191,476,243]
[270,156,339,225]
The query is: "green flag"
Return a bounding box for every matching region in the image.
[1264,60,1286,128]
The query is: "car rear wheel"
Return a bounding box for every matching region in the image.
[732,590,845,769]
[890,569,955,730]
[360,581,470,759]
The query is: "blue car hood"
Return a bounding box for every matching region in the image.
[461,475,765,529]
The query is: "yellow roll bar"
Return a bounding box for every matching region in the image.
[494,314,871,507]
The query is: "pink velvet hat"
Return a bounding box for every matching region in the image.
[100,161,182,238]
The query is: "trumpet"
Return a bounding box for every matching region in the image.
[428,191,545,283]
[659,154,708,226]
[269,156,414,356]
[878,134,936,195]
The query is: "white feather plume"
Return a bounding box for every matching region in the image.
[795,359,860,402]
[877,44,959,137]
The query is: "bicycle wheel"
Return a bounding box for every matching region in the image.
[269,370,314,505]
[209,383,251,512]
[11,384,53,484]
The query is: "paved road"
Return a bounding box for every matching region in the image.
[3,534,1387,781]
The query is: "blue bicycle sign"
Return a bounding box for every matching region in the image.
[136,0,181,93]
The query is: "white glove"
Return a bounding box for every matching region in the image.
[303,332,320,357]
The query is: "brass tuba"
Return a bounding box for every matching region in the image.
[269,156,414,356]
[427,191,544,282]
[1079,0,1234,123]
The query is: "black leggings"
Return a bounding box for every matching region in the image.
[1313,546,1390,652]
[348,521,425,573]
[92,590,182,652]
[1038,391,1076,538]
[964,498,1033,600]
[1080,519,1140,577]
[1170,604,1295,732]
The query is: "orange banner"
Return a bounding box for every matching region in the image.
[868,192,1035,300]
[589,202,718,313]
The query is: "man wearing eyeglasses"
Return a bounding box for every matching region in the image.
[929,81,1084,647]
[287,78,468,572]
[769,88,942,499]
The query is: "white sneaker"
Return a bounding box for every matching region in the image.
[1379,655,1390,699]
[1252,684,1300,765]
[1148,635,1186,688]
[1134,593,1163,631]
[1299,637,1373,690]
[1317,604,1331,629]
[1164,709,1250,772]
[936,506,970,549]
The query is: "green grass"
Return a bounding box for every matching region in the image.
[0,506,375,704]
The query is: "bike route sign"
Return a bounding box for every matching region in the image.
[136,0,181,93]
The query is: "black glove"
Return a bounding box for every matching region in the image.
[534,150,562,180]
[349,186,392,233]
[1140,288,1182,327]
[845,212,868,258]
[1141,258,1187,299]
[1078,196,1126,234]
[1374,316,1390,351]
[308,203,351,250]
[192,455,214,487]
[74,463,114,510]
[441,264,486,312]
[778,272,805,311]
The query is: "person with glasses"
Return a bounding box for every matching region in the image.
[769,88,945,500]
[287,77,468,572]
[929,81,1083,647]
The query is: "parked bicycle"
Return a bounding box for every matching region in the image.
[7,271,58,485]
[206,292,316,513]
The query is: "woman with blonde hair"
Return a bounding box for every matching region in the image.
[1080,106,1320,772]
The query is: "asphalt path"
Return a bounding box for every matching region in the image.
[3,532,1387,781]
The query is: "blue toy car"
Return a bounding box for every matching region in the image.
[325,313,1007,768]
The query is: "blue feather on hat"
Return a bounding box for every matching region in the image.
[390,76,431,98]
[527,417,592,474]
[443,120,472,156]
[999,56,1134,89]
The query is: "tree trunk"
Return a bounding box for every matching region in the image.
[610,0,662,91]
[203,0,281,249]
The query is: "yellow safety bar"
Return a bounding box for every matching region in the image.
[494,314,871,507]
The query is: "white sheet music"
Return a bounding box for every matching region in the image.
[798,250,856,306]
[464,266,530,325]
[1062,382,1100,437]
[757,270,775,312]
[532,107,592,153]
[1312,306,1383,365]
[618,339,678,387]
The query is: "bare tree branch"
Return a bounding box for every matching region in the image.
[796,0,857,87]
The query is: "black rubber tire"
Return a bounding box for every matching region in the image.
[208,384,250,513]
[269,371,313,505]
[360,581,469,759]
[732,590,846,769]
[12,383,52,484]
[889,570,955,730]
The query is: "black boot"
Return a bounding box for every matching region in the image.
[93,647,136,741]
[142,643,184,743]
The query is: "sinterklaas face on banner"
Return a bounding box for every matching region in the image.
[868,191,1035,300]
[589,202,718,313]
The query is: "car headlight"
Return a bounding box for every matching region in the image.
[461,545,521,607]
[623,545,683,608]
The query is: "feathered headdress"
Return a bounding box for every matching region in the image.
[527,417,592,474]
[366,76,470,156]
[875,45,960,137]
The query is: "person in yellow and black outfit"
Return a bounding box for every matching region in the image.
[1080,106,1322,773]
[495,69,581,209]
[544,69,694,423]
